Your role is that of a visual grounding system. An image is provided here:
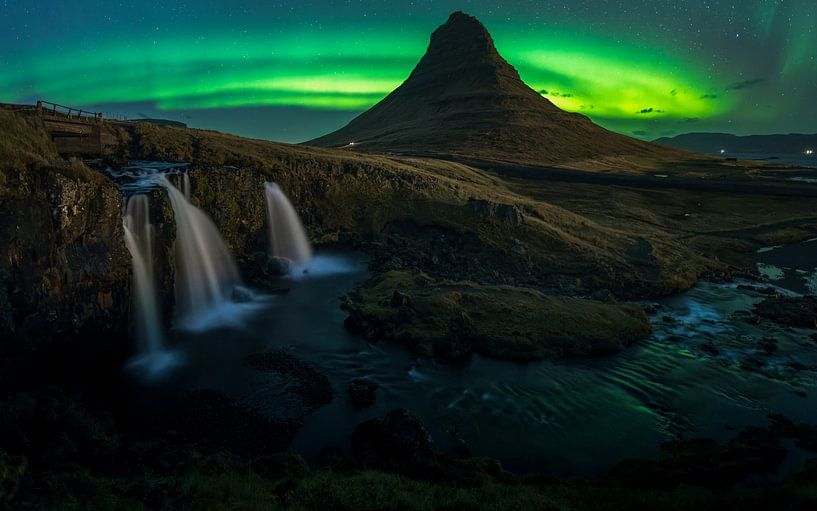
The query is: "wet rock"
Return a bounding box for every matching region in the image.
[267,256,294,276]
[757,338,778,355]
[740,357,764,371]
[348,379,379,409]
[753,295,817,329]
[737,284,779,296]
[231,286,254,303]
[643,303,661,315]
[245,351,334,413]
[351,408,436,475]
[700,342,720,356]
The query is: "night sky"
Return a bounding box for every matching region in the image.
[1,1,815,142]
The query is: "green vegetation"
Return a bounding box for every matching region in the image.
[0,108,56,171]
[344,270,650,359]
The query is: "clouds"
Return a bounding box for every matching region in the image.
[724,78,765,91]
[538,89,573,98]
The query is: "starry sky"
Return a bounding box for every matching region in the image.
[1,1,815,142]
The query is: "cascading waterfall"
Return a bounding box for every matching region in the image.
[181,172,191,199]
[157,175,243,327]
[264,182,313,266]
[122,194,163,358]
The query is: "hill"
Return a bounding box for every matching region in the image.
[306,12,689,169]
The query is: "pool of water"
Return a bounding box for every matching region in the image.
[114,161,817,477]
[125,245,817,477]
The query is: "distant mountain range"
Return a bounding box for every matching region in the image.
[307,12,685,168]
[654,133,817,154]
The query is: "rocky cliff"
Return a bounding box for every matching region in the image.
[0,111,130,348]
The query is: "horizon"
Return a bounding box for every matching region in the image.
[2,1,815,143]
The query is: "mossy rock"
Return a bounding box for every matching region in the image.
[345,270,651,360]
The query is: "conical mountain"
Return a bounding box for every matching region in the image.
[307,11,684,168]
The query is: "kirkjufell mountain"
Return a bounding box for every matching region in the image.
[308,11,686,168]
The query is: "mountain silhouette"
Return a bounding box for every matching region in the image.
[307,11,684,168]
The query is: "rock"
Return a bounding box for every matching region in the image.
[590,289,616,303]
[468,198,524,226]
[348,379,379,409]
[351,408,436,475]
[753,295,817,329]
[643,303,661,315]
[758,338,778,355]
[344,271,651,361]
[390,290,412,308]
[266,256,294,276]
[608,419,793,490]
[700,342,720,356]
[0,162,130,346]
[231,286,254,302]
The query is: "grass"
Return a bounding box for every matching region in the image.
[345,270,651,359]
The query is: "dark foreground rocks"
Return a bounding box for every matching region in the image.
[348,378,379,409]
[753,295,817,329]
[343,270,651,360]
[608,414,817,490]
[2,381,817,510]
[137,350,333,458]
[350,408,507,484]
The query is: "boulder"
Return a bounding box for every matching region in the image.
[348,379,379,409]
[351,408,436,474]
[753,295,817,329]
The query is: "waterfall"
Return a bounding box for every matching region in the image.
[181,172,191,199]
[157,175,243,327]
[264,182,313,266]
[122,194,163,356]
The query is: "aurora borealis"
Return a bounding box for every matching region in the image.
[1,1,815,142]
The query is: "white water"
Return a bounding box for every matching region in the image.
[122,195,163,354]
[158,175,243,328]
[181,172,191,199]
[264,182,313,266]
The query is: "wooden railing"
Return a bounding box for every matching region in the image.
[37,100,103,122]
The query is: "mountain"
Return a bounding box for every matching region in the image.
[654,132,817,154]
[306,11,686,168]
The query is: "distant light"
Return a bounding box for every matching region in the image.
[806,149,814,155]
[719,149,726,154]
[349,142,356,146]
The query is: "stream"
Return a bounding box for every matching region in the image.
[112,162,817,477]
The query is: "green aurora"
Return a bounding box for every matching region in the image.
[1,1,814,141]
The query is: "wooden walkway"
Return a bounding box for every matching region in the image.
[35,100,117,156]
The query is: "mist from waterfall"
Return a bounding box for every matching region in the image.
[264,182,313,267]
[158,175,243,328]
[123,194,163,356]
